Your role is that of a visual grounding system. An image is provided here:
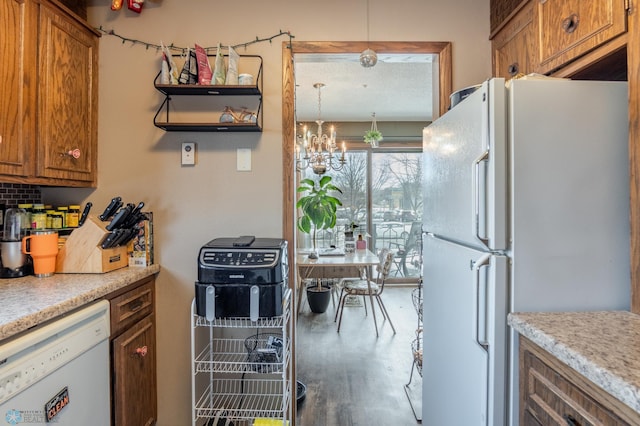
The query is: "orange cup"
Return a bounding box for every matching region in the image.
[22,230,59,277]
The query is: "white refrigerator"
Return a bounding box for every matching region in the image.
[421,77,631,426]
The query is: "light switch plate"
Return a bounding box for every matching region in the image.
[182,142,196,166]
[237,148,251,171]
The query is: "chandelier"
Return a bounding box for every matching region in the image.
[296,83,346,175]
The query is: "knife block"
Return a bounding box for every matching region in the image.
[55,215,129,273]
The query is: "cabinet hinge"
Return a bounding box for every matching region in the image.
[626,0,633,14]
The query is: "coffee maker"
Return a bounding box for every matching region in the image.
[1,208,33,278]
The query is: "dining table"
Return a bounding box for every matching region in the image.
[296,248,383,335]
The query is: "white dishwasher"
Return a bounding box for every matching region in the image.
[0,300,110,426]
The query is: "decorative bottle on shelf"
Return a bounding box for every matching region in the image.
[356,234,366,250]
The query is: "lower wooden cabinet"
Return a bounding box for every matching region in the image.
[108,277,157,426]
[519,337,640,426]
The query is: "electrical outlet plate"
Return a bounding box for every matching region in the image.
[182,142,196,166]
[237,148,251,171]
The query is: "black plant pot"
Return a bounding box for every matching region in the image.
[306,284,332,313]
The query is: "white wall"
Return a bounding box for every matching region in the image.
[43,1,491,423]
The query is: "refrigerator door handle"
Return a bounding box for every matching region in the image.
[473,150,490,249]
[473,253,491,351]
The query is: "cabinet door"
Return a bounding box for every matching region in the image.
[112,315,157,426]
[537,0,627,73]
[36,2,98,184]
[0,0,36,177]
[492,1,538,78]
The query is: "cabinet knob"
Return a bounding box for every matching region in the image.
[507,63,519,77]
[562,14,580,34]
[61,148,81,159]
[135,345,148,357]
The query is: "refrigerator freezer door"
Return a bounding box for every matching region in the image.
[422,79,507,251]
[423,235,507,426]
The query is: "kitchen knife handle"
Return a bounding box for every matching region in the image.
[473,150,490,248]
[100,232,117,249]
[99,197,122,221]
[106,206,131,231]
[78,202,92,227]
[473,253,491,351]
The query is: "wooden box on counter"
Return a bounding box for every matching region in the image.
[55,215,129,273]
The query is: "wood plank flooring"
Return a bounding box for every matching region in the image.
[295,285,422,426]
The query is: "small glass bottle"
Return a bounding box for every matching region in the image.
[46,210,56,229]
[50,212,63,229]
[57,206,68,228]
[31,204,47,229]
[67,205,80,228]
[356,234,367,250]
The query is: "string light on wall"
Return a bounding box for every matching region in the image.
[296,83,346,175]
[94,27,295,54]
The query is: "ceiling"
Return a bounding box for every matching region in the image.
[294,53,436,123]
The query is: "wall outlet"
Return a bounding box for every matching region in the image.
[182,142,196,166]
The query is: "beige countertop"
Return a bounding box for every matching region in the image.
[508,311,640,415]
[0,264,160,342]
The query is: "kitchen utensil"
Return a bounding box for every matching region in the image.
[22,230,59,277]
[106,204,132,231]
[1,208,31,278]
[99,197,122,221]
[78,202,92,227]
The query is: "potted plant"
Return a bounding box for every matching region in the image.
[363,129,383,146]
[296,175,343,258]
[296,175,342,313]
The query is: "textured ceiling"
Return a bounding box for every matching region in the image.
[294,53,436,123]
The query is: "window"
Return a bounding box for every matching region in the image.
[297,143,422,280]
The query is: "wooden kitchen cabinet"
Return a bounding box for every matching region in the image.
[36,0,98,185]
[0,0,98,187]
[109,277,157,426]
[491,0,629,77]
[536,0,628,74]
[519,337,640,426]
[492,1,538,78]
[0,0,36,178]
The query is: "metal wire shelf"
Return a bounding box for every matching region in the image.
[194,378,291,422]
[194,336,291,375]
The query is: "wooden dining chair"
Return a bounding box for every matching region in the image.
[334,248,396,334]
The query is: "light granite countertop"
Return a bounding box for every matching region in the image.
[0,264,160,342]
[508,311,640,415]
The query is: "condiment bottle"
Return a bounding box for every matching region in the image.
[57,206,68,228]
[46,210,56,229]
[31,204,47,229]
[50,212,63,229]
[67,205,80,228]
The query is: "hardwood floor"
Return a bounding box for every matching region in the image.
[295,285,422,426]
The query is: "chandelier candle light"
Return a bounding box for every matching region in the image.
[296,83,346,175]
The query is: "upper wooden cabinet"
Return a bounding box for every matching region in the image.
[37,1,98,184]
[492,1,538,78]
[0,0,98,187]
[537,0,628,74]
[0,0,36,177]
[491,0,629,77]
